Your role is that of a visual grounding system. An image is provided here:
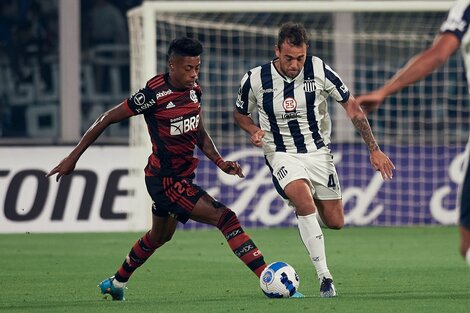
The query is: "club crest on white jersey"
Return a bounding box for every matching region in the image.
[235,56,350,154]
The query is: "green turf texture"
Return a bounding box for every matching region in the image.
[1,227,469,313]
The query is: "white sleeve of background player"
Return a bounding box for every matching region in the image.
[439,0,470,40]
[235,72,257,115]
[323,63,350,103]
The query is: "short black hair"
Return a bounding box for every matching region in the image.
[167,37,203,59]
[277,22,308,48]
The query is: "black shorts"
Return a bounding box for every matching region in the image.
[145,175,207,224]
[460,159,470,229]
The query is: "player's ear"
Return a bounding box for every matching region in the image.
[275,45,280,58]
[168,54,174,70]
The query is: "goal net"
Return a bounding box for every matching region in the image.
[127,1,465,228]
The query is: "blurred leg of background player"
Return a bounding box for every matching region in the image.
[459,152,470,265]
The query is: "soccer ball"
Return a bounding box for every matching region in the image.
[259,261,300,298]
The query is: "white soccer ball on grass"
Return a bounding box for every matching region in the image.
[259,261,300,298]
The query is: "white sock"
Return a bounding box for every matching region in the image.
[297,213,332,280]
[466,248,470,267]
[112,277,127,289]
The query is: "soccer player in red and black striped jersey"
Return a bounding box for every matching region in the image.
[46,37,267,300]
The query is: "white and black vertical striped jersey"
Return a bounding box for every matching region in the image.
[440,0,470,90]
[236,56,350,154]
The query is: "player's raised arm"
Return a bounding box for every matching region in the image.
[341,95,395,180]
[357,32,460,113]
[46,102,133,181]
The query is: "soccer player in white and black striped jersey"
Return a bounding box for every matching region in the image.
[357,0,470,268]
[234,23,395,297]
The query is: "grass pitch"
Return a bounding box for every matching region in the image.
[1,227,469,313]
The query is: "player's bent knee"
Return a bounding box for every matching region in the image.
[216,208,238,230]
[328,223,344,230]
[163,232,174,243]
[148,231,172,247]
[324,216,344,230]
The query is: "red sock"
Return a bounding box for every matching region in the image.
[115,231,161,282]
[217,209,267,277]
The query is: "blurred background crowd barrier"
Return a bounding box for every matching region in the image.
[0,0,141,142]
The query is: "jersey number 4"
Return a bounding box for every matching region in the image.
[327,174,336,188]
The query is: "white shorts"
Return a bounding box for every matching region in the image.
[265,147,342,201]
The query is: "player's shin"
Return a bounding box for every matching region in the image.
[114,231,162,285]
[297,213,332,280]
[216,209,267,277]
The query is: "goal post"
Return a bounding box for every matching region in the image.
[127,1,465,228]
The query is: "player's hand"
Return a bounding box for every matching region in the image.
[369,150,395,181]
[219,160,245,178]
[356,91,385,113]
[45,156,77,182]
[251,129,265,147]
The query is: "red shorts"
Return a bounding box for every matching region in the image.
[145,175,206,224]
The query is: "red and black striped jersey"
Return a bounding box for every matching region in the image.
[125,73,202,177]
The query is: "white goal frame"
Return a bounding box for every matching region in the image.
[126,0,455,228]
[127,0,453,141]
[128,0,453,89]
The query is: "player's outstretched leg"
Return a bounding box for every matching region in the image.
[99,230,161,300]
[216,208,267,277]
[297,212,337,298]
